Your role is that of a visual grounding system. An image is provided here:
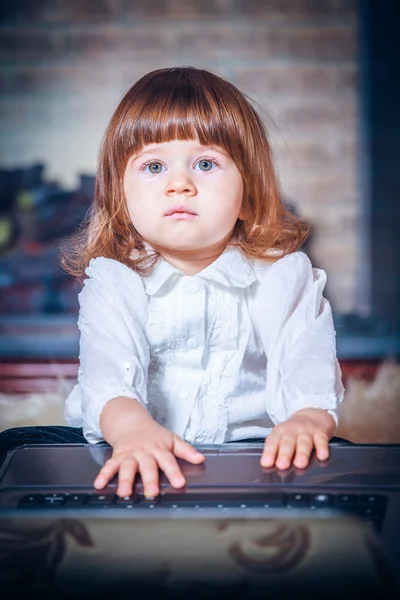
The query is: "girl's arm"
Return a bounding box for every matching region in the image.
[99,396,154,447]
[69,258,151,443]
[255,252,345,469]
[95,395,204,498]
[69,258,204,497]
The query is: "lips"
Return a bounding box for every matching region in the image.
[164,205,197,217]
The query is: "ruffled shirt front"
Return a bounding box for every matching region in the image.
[65,247,345,444]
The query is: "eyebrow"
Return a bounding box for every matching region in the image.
[131,145,229,161]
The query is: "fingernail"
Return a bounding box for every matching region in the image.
[144,487,157,499]
[94,477,104,487]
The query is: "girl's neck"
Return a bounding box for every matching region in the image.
[161,250,223,276]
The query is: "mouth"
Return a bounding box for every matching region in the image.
[164,206,198,218]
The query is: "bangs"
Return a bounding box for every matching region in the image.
[63,66,308,279]
[112,67,251,169]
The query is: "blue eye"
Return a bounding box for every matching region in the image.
[196,159,214,172]
[146,162,163,174]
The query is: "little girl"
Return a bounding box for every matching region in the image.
[62,66,345,499]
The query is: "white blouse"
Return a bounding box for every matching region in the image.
[65,247,345,444]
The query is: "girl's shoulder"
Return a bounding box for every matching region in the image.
[86,256,142,281]
[79,257,148,323]
[84,257,145,294]
[252,250,313,282]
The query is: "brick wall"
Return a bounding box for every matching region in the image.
[0,0,359,313]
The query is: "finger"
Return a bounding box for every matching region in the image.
[94,458,120,490]
[155,451,186,489]
[313,431,330,461]
[137,453,161,498]
[292,434,314,469]
[275,435,297,470]
[116,456,138,498]
[260,432,281,467]
[173,436,205,463]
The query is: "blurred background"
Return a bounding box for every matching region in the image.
[0,0,399,441]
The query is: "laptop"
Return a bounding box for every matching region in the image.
[0,511,396,599]
[0,442,399,597]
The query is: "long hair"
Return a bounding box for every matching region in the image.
[61,66,309,277]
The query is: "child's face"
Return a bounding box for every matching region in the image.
[124,139,244,258]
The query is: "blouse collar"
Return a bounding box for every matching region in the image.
[142,246,256,296]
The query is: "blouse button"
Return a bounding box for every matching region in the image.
[186,337,198,349]
[179,389,190,400]
[187,282,199,294]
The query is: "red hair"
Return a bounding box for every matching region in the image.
[62,66,308,276]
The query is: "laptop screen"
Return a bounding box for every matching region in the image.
[0,512,395,599]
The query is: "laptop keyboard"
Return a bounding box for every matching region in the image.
[16,491,387,531]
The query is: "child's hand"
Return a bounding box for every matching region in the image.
[260,408,335,470]
[94,418,205,498]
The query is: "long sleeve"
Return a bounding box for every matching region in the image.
[253,252,345,426]
[65,257,150,443]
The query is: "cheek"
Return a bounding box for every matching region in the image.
[127,205,149,232]
[125,195,136,224]
[212,173,243,203]
[234,177,244,219]
[124,181,147,223]
[223,179,244,219]
[222,172,244,205]
[211,202,243,232]
[208,178,243,223]
[123,178,133,216]
[125,197,145,233]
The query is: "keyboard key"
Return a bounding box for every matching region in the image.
[358,494,387,507]
[356,506,383,518]
[115,495,140,506]
[87,494,114,506]
[251,494,285,507]
[334,494,359,509]
[309,493,333,508]
[43,494,66,506]
[136,495,159,508]
[159,493,204,504]
[286,493,309,507]
[18,494,43,508]
[65,494,88,506]
[136,501,158,509]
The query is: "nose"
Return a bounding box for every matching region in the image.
[164,170,197,197]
